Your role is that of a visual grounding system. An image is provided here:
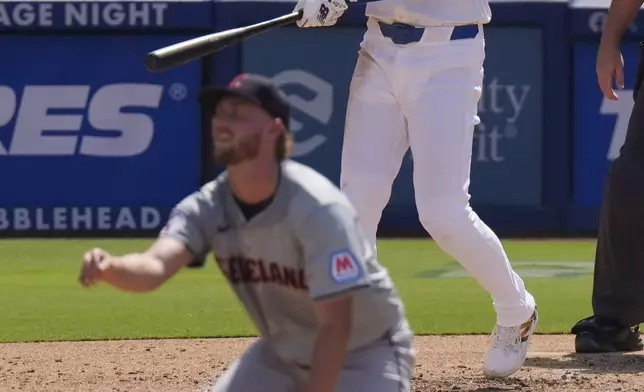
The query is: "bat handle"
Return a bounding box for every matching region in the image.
[281,10,304,24]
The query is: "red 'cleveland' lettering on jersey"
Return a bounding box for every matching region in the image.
[214,255,308,291]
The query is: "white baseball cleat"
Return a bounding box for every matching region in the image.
[483,308,538,378]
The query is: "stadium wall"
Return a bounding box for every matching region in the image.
[0,0,637,237]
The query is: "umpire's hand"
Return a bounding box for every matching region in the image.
[79,248,110,288]
[597,40,625,101]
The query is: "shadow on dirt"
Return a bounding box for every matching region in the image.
[525,352,644,374]
[413,375,562,392]
[413,380,530,392]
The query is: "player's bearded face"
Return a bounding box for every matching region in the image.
[212,98,267,164]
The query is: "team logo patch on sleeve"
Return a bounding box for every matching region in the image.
[329,250,363,284]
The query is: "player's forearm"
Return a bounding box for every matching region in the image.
[101,253,170,292]
[601,0,644,46]
[302,322,351,392]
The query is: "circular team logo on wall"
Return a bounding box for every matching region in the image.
[271,69,333,158]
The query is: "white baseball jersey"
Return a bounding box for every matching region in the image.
[366,0,491,27]
[160,160,410,366]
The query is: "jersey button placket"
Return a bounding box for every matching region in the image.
[239,228,253,254]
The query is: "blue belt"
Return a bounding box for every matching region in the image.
[377,22,479,45]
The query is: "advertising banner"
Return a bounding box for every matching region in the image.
[0,0,572,236]
[0,1,211,236]
[570,0,644,41]
[469,27,544,206]
[0,1,214,30]
[572,43,640,205]
[569,0,644,230]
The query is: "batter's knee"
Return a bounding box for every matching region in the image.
[341,169,395,213]
[341,172,395,243]
[416,196,475,242]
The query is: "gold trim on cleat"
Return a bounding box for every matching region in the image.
[520,312,537,342]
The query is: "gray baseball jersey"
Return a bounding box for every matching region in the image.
[160,160,414,391]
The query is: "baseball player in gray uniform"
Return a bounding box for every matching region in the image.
[78,73,415,392]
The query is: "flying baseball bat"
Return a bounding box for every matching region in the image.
[145,10,303,73]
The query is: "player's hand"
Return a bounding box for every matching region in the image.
[79,248,111,288]
[597,41,625,101]
[294,0,348,28]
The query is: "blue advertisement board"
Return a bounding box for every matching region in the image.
[0,0,574,236]
[470,27,544,206]
[568,2,644,231]
[573,42,640,208]
[571,4,644,41]
[0,1,212,235]
[211,0,568,235]
[0,1,214,30]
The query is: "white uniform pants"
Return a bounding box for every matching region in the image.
[340,18,535,326]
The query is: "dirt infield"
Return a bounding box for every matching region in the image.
[2,335,644,392]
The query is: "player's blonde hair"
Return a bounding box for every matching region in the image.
[276,131,293,162]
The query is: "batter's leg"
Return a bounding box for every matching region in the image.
[208,339,299,392]
[397,34,535,378]
[340,46,409,249]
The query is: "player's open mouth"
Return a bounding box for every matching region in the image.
[214,131,234,142]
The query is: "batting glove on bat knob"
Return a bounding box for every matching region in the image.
[294,0,348,28]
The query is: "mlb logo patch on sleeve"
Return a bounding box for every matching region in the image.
[329,250,363,284]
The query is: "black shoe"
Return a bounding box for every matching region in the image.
[571,315,643,353]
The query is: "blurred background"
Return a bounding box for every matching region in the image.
[0,0,637,240]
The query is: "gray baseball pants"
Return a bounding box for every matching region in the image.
[207,331,414,392]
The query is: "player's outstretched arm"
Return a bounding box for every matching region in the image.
[79,194,210,293]
[78,238,194,293]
